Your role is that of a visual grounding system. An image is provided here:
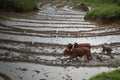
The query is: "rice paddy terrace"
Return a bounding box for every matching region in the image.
[0,3,120,66]
[0,3,120,80]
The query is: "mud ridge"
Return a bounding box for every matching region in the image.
[0,72,11,80]
[0,53,120,67]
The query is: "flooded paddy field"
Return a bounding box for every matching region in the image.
[0,61,117,80]
[0,3,120,80]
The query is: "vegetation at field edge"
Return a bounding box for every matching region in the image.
[85,5,120,22]
[69,0,120,22]
[90,69,120,80]
[0,0,38,12]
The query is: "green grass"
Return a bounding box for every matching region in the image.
[68,0,120,22]
[90,69,120,80]
[84,5,120,21]
[0,0,38,12]
[69,0,120,6]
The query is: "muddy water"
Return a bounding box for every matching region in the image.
[0,33,119,45]
[0,3,120,80]
[0,61,117,80]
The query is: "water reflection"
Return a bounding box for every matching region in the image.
[0,33,119,45]
[0,61,116,80]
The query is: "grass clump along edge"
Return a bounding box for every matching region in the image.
[85,5,120,22]
[90,69,120,80]
[0,0,38,12]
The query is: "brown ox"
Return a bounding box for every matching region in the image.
[74,43,91,48]
[64,46,92,60]
[74,43,91,57]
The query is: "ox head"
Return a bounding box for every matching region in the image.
[64,48,71,56]
[67,43,73,50]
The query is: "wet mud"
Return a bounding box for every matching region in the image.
[0,72,11,80]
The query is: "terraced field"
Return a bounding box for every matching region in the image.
[0,3,120,80]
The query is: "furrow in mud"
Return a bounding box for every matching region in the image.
[0,29,120,38]
[0,39,65,47]
[0,72,11,80]
[0,38,119,47]
[0,15,84,22]
[0,42,63,55]
[8,18,95,25]
[0,53,120,67]
[0,26,93,32]
[0,23,119,39]
[0,46,61,56]
[38,10,85,15]
[37,13,85,18]
[0,20,96,28]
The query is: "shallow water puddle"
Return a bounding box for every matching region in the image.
[10,18,94,25]
[16,27,93,31]
[0,42,64,54]
[0,61,117,80]
[40,4,83,14]
[35,55,59,60]
[0,33,119,45]
[37,12,85,17]
[0,77,4,80]
[39,10,85,15]
[87,27,120,34]
[1,20,96,28]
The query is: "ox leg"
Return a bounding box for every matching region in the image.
[96,55,103,62]
[110,55,114,59]
[84,55,89,62]
[69,55,74,62]
[99,51,105,57]
[107,51,114,59]
[109,53,114,59]
[89,55,92,60]
[86,54,92,62]
[76,57,79,61]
